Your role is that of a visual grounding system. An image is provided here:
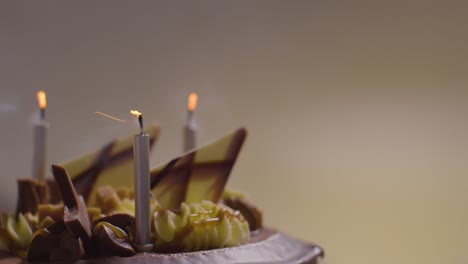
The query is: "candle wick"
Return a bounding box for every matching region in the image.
[186,110,194,126]
[40,108,45,121]
[138,115,144,134]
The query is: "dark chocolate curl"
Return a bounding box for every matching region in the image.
[93,223,135,257]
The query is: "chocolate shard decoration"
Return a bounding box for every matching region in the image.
[59,125,160,206]
[51,164,93,254]
[46,178,61,204]
[16,179,49,215]
[150,128,247,210]
[150,154,194,210]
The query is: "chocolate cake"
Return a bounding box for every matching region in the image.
[0,127,325,263]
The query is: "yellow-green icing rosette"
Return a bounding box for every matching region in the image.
[153,200,250,252]
[0,213,34,258]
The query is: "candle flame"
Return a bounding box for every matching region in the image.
[187,93,198,112]
[37,91,46,109]
[130,110,142,117]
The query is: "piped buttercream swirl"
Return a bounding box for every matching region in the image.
[153,200,250,252]
[0,213,33,258]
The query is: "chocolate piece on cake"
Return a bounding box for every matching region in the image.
[46,178,61,204]
[16,179,49,214]
[51,164,94,256]
[92,213,135,242]
[150,153,195,210]
[27,220,85,262]
[93,222,135,257]
[0,127,325,263]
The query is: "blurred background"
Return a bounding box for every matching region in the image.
[1,1,468,263]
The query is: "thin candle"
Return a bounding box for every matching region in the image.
[32,90,48,182]
[184,92,198,152]
[130,109,153,252]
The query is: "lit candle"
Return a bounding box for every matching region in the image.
[184,92,198,152]
[33,90,48,182]
[130,110,153,252]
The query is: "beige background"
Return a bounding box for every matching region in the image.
[1,1,468,263]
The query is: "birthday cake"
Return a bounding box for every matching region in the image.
[0,127,324,263]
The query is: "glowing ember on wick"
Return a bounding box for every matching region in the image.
[184,92,198,152]
[130,110,153,252]
[33,90,49,182]
[130,110,144,133]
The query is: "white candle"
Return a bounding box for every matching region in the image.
[130,110,153,252]
[184,92,198,152]
[33,91,48,182]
